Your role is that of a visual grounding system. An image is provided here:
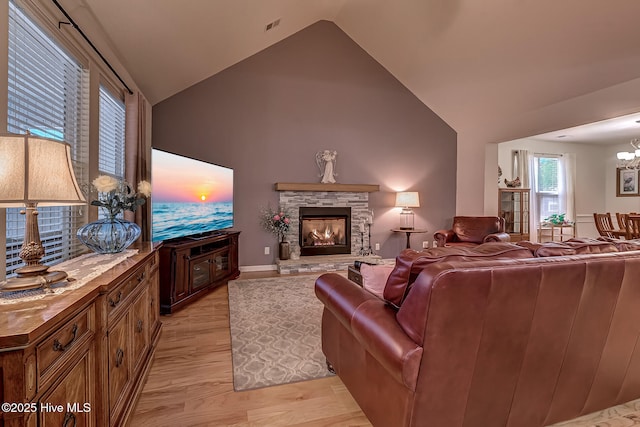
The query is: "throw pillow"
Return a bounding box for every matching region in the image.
[360,263,394,299]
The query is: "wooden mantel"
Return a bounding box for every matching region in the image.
[274,182,379,192]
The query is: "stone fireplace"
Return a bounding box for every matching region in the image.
[276,182,379,260]
[299,207,351,256]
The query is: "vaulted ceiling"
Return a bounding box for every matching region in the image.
[62,0,640,144]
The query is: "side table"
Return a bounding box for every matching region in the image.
[391,228,429,249]
[347,265,363,287]
[537,224,576,243]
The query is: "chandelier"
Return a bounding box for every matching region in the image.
[617,138,640,169]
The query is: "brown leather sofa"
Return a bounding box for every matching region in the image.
[433,216,510,247]
[315,240,640,427]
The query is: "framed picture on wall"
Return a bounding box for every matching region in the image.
[616,168,640,196]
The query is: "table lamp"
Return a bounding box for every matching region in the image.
[0,133,86,291]
[395,191,420,230]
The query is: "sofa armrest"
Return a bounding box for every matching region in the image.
[483,232,511,243]
[315,273,423,391]
[434,229,455,247]
[315,272,378,333]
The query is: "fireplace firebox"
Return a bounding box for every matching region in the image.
[299,207,351,256]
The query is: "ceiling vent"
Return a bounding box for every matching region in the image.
[265,18,281,32]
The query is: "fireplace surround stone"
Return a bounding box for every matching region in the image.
[279,190,371,257]
[275,183,380,274]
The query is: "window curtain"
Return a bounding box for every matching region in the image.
[559,152,576,226]
[527,152,539,242]
[514,149,530,189]
[514,149,534,241]
[124,91,152,241]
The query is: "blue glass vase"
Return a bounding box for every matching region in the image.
[77,216,141,254]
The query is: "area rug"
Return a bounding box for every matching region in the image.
[228,273,339,391]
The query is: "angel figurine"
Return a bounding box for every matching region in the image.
[316,150,337,184]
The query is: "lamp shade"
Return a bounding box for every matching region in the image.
[395,191,420,208]
[0,133,85,207]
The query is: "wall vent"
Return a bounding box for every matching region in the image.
[265,18,281,32]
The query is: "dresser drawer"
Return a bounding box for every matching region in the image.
[149,251,159,273]
[37,304,95,382]
[107,264,148,319]
[131,287,149,373]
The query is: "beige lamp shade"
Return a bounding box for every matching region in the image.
[395,191,420,208]
[0,133,86,207]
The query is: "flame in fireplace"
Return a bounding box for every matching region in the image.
[310,226,336,246]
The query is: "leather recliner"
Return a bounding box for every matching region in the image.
[434,216,510,247]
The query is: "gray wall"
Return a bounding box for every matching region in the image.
[152,20,457,266]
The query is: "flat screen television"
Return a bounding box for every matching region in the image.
[151,148,233,242]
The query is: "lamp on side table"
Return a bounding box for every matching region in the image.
[0,133,86,291]
[395,191,420,230]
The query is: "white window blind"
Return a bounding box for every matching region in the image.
[98,85,126,220]
[6,0,89,276]
[99,85,125,178]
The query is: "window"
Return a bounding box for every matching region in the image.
[99,85,125,178]
[534,155,560,222]
[6,0,89,276]
[98,85,126,219]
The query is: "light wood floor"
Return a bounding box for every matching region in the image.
[129,271,372,426]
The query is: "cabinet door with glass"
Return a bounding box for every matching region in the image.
[499,188,530,241]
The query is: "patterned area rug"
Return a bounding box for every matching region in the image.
[549,399,640,426]
[228,273,337,391]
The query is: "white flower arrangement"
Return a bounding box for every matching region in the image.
[91,175,151,218]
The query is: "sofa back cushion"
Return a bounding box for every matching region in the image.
[517,238,618,257]
[452,216,504,243]
[382,242,534,308]
[598,237,640,252]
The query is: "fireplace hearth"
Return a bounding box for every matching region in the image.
[299,207,351,256]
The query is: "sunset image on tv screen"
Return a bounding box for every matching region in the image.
[151,149,233,242]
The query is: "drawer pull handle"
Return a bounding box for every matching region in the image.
[136,319,144,333]
[115,348,125,367]
[53,323,78,352]
[63,411,76,427]
[109,291,123,307]
[137,272,146,282]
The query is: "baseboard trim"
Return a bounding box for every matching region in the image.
[239,258,396,274]
[239,264,277,272]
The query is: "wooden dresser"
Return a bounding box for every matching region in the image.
[0,243,161,427]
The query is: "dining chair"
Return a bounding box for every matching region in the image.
[616,212,638,231]
[593,213,617,238]
[616,213,629,231]
[627,215,640,239]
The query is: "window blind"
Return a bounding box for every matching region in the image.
[6,0,89,276]
[97,85,126,220]
[98,85,125,179]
